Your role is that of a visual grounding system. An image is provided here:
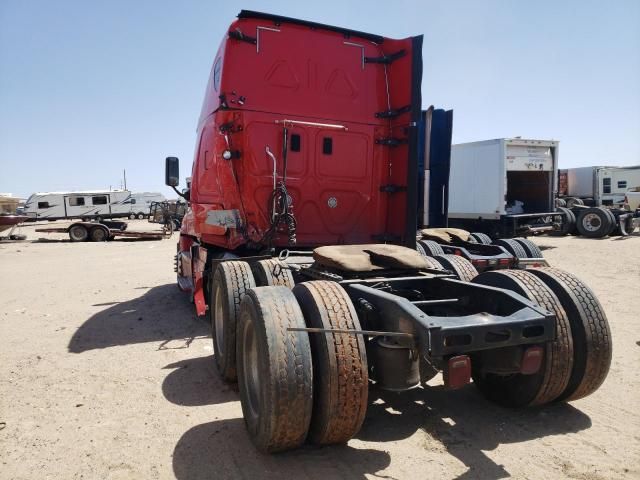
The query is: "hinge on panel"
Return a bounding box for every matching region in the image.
[375,137,408,147]
[375,105,412,119]
[379,184,407,193]
[364,49,406,64]
[228,29,257,45]
[372,233,402,242]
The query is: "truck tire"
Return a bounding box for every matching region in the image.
[528,268,612,401]
[293,281,368,445]
[603,208,618,235]
[566,197,584,208]
[251,259,295,288]
[137,212,145,220]
[576,207,612,238]
[90,226,108,242]
[494,239,528,259]
[550,207,576,236]
[129,213,136,220]
[556,198,567,208]
[472,270,573,406]
[69,225,88,242]
[470,232,492,245]
[416,242,427,256]
[514,238,544,258]
[433,254,478,281]
[210,261,256,382]
[417,239,445,256]
[236,287,313,453]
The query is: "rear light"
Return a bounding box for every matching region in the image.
[498,258,511,266]
[520,346,544,375]
[454,249,463,256]
[444,355,471,389]
[473,259,488,267]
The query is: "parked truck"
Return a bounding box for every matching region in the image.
[166,10,611,454]
[556,166,640,237]
[446,138,566,239]
[559,165,640,208]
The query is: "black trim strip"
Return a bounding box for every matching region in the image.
[403,35,424,249]
[365,49,406,64]
[228,30,257,45]
[237,10,385,44]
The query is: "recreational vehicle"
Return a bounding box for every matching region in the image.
[126,192,166,219]
[24,190,132,221]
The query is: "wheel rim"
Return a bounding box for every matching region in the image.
[94,229,105,241]
[242,317,260,419]
[582,213,601,232]
[214,287,224,355]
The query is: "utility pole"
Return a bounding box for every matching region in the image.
[123,169,127,191]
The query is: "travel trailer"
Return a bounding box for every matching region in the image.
[126,192,166,219]
[24,190,132,221]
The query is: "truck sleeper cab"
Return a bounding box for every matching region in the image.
[167,10,612,454]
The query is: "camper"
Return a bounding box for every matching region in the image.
[24,190,132,221]
[126,192,166,219]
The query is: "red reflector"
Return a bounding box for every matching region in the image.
[454,250,462,256]
[444,355,471,389]
[521,346,544,375]
[473,259,488,266]
[498,258,510,265]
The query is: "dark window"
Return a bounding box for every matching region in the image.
[69,197,85,206]
[603,178,611,194]
[130,198,136,204]
[290,134,301,152]
[92,196,108,205]
[618,180,627,189]
[322,137,333,155]
[38,201,49,209]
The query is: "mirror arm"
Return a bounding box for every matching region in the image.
[171,186,189,202]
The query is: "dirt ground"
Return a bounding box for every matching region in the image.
[1,221,639,480]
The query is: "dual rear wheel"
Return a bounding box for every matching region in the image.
[210,261,368,452]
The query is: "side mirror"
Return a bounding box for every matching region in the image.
[165,157,179,187]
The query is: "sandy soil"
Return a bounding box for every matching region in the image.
[1,222,639,479]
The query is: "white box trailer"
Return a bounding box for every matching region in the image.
[565,165,640,207]
[447,138,559,238]
[126,192,166,219]
[24,190,132,221]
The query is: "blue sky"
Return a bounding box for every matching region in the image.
[1,0,638,198]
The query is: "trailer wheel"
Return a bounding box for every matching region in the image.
[129,213,136,220]
[433,254,478,281]
[90,226,108,242]
[576,208,612,238]
[237,287,313,453]
[251,259,295,288]
[472,270,573,406]
[494,239,528,259]
[528,268,612,401]
[137,212,145,220]
[293,281,368,445]
[513,238,544,258]
[68,225,89,242]
[550,207,576,236]
[470,232,492,245]
[417,239,445,256]
[210,261,256,382]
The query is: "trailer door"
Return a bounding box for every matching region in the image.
[65,195,91,218]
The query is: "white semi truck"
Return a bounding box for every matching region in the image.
[559,165,640,208]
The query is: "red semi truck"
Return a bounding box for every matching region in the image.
[167,11,611,453]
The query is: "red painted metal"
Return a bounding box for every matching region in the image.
[443,355,472,390]
[182,12,419,251]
